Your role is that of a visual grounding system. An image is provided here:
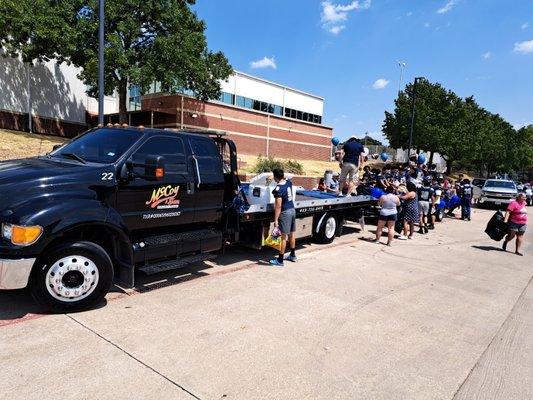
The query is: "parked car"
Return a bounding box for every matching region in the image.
[478,179,517,208]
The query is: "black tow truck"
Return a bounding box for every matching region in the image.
[0,127,376,311]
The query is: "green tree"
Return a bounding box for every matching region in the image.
[0,0,233,122]
[382,79,526,176]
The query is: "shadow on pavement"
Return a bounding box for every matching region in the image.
[472,245,504,252]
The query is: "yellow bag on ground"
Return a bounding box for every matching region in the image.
[263,234,282,252]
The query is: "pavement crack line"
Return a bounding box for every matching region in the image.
[450,273,533,399]
[65,314,203,400]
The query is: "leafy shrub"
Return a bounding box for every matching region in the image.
[252,156,304,175]
[285,159,304,175]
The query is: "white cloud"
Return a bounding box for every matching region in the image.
[424,22,431,28]
[372,78,389,89]
[513,40,533,54]
[437,0,458,14]
[482,51,491,59]
[406,11,413,17]
[329,25,346,35]
[521,22,529,30]
[250,56,277,69]
[321,1,371,35]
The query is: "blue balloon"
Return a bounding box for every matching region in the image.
[371,187,384,199]
[331,137,340,146]
[417,154,426,164]
[380,152,389,162]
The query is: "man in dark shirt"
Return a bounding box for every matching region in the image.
[270,168,297,266]
[339,136,365,195]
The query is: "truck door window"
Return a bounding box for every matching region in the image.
[132,136,187,174]
[189,138,223,181]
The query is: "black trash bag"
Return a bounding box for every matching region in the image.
[395,206,405,234]
[485,210,508,241]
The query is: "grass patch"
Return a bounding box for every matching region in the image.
[0,129,67,161]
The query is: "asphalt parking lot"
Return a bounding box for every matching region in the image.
[1,208,532,400]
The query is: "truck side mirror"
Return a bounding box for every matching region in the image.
[52,144,62,151]
[145,155,165,181]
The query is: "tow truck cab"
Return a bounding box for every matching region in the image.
[0,127,238,311]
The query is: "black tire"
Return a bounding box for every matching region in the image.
[435,208,445,222]
[29,241,114,313]
[314,213,338,244]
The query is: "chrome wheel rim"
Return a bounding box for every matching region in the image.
[46,255,99,302]
[325,216,336,239]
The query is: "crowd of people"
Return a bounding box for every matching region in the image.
[313,137,527,252]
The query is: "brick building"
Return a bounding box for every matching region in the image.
[118,72,333,161]
[0,51,333,161]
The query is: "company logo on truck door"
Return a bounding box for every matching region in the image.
[146,185,181,209]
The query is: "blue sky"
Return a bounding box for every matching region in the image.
[193,0,533,144]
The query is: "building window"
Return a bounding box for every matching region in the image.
[219,92,235,105]
[274,105,283,116]
[285,108,291,117]
[252,100,261,111]
[236,95,246,108]
[260,102,268,112]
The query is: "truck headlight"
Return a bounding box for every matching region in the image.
[1,223,43,246]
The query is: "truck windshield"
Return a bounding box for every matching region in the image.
[485,181,516,189]
[51,128,142,164]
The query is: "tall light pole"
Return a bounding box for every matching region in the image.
[98,0,105,125]
[407,77,424,160]
[397,61,406,94]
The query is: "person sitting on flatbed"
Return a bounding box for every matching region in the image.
[270,168,297,266]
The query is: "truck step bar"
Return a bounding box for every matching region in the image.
[139,253,217,275]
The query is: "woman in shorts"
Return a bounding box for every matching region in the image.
[502,193,528,256]
[374,186,400,246]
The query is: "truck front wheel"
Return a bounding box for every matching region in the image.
[30,241,114,312]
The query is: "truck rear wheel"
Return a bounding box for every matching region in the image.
[435,208,445,222]
[314,214,337,244]
[30,241,113,312]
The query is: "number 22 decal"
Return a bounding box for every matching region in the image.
[101,172,114,181]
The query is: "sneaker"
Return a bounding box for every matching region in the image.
[285,254,298,262]
[502,241,507,252]
[424,226,429,233]
[398,235,408,240]
[269,258,284,267]
[408,235,413,240]
[427,225,435,230]
[417,228,424,234]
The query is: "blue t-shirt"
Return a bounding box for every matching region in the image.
[342,141,364,165]
[272,180,295,211]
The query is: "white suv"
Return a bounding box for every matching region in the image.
[479,179,517,207]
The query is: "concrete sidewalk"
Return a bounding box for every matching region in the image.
[1,208,531,400]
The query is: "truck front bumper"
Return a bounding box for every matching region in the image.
[0,258,35,289]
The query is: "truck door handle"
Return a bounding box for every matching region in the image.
[192,156,202,188]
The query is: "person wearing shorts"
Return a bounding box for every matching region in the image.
[502,193,528,256]
[374,186,400,246]
[339,136,365,196]
[269,168,297,266]
[417,179,433,234]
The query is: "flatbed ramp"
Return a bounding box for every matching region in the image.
[245,190,376,214]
